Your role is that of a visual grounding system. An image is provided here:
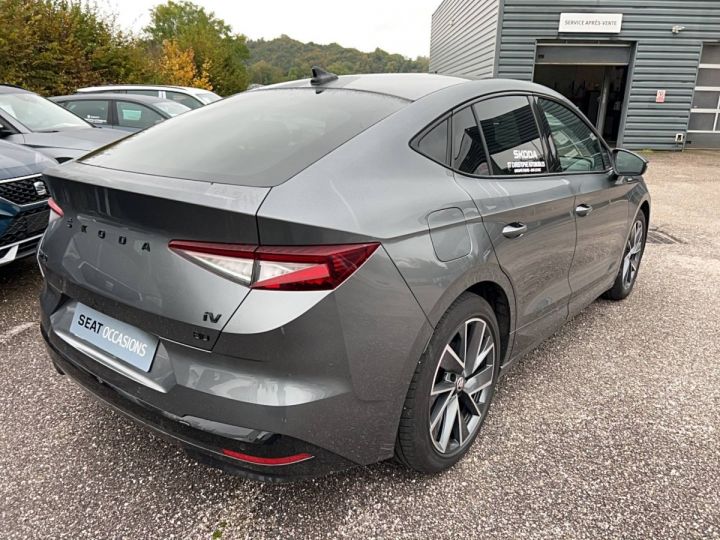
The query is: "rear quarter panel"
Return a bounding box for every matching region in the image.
[256,98,517,362]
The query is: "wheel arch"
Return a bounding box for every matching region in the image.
[466,281,512,366]
[424,265,516,367]
[639,199,650,230]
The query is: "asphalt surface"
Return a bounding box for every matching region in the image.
[1,151,719,539]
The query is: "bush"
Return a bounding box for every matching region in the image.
[0,0,151,95]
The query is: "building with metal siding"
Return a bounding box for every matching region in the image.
[430,0,500,80]
[430,1,720,150]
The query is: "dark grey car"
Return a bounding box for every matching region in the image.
[38,72,650,481]
[0,85,128,162]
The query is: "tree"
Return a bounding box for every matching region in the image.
[245,35,430,85]
[248,60,283,86]
[155,40,212,90]
[0,1,429,98]
[0,0,151,95]
[145,1,249,94]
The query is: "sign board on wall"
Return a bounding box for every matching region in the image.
[656,90,666,103]
[559,13,623,33]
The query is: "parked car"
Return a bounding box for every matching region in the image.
[75,85,221,109]
[0,85,128,162]
[0,140,55,266]
[51,93,191,133]
[38,71,650,481]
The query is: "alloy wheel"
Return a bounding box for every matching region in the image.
[622,219,644,289]
[429,317,496,454]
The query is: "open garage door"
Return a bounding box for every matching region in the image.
[533,43,631,145]
[688,44,720,149]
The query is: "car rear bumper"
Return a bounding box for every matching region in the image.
[42,325,356,481]
[39,247,433,479]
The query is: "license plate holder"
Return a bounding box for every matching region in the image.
[69,304,158,372]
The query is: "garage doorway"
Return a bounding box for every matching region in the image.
[533,43,631,145]
[688,43,720,149]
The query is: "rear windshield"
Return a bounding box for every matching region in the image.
[82,88,407,187]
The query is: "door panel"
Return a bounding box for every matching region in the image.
[569,174,631,314]
[453,95,576,359]
[468,179,576,357]
[535,97,630,314]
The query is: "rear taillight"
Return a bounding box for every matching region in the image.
[48,197,63,223]
[168,241,379,291]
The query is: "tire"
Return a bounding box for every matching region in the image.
[395,292,500,474]
[603,210,647,301]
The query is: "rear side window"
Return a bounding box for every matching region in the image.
[538,98,606,172]
[415,118,449,165]
[83,89,407,187]
[65,100,109,125]
[473,96,547,175]
[451,106,489,175]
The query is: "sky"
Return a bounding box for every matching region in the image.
[101,0,441,58]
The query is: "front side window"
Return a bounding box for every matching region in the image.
[451,106,489,175]
[473,96,546,175]
[538,98,606,172]
[115,101,164,130]
[64,100,110,125]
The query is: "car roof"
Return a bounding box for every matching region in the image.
[77,84,212,95]
[0,84,33,95]
[258,73,566,104]
[263,73,468,101]
[51,93,177,105]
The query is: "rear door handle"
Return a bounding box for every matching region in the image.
[575,204,593,217]
[502,222,527,239]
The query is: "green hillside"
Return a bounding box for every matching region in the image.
[246,34,429,85]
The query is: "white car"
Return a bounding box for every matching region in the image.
[76,85,221,110]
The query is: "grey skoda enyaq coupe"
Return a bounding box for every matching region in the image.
[38,69,650,481]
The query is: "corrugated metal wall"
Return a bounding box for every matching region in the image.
[430,0,720,150]
[430,0,500,79]
[497,0,720,150]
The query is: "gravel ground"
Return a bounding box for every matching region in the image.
[1,151,719,539]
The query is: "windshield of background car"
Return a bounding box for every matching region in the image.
[82,88,407,187]
[195,91,221,104]
[154,101,191,117]
[0,93,91,131]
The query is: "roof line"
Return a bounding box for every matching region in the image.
[254,85,414,103]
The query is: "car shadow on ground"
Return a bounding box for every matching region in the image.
[68,292,613,527]
[0,257,42,290]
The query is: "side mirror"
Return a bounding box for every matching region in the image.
[612,148,648,177]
